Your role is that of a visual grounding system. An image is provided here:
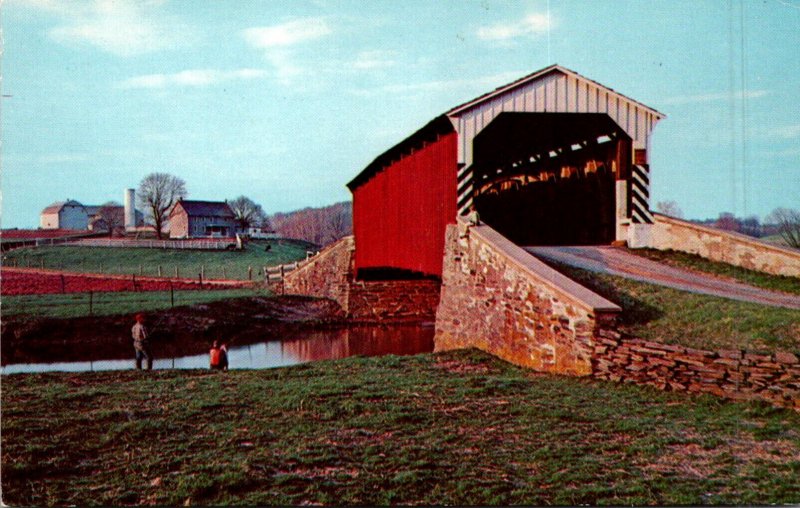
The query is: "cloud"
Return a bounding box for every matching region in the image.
[352,50,397,70]
[16,0,191,56]
[660,89,769,106]
[770,124,800,139]
[351,71,523,97]
[242,18,331,48]
[119,68,267,89]
[242,18,332,84]
[476,13,551,43]
[5,152,91,164]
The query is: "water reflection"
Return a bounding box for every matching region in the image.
[1,325,435,374]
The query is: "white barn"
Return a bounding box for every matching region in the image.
[40,200,89,230]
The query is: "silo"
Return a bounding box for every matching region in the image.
[124,188,136,230]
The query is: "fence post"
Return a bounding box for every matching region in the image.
[222,266,227,279]
[175,266,179,278]
[139,264,143,276]
[248,266,252,281]
[201,265,205,280]
[170,284,174,307]
[158,265,162,277]
[199,272,203,288]
[40,259,45,269]
[89,291,93,315]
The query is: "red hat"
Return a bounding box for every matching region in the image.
[135,313,145,322]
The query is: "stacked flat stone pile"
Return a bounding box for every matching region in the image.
[593,329,800,410]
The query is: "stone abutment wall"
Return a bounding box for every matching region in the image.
[650,213,800,277]
[435,220,620,375]
[283,236,439,322]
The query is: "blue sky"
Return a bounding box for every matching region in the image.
[2,0,799,228]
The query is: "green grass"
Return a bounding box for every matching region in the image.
[2,349,799,506]
[2,288,270,319]
[2,239,314,280]
[760,234,791,248]
[553,263,800,352]
[630,248,800,296]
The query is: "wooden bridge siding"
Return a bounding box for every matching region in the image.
[352,132,458,278]
[452,71,659,168]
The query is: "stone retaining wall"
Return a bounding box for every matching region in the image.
[650,213,800,277]
[435,220,620,376]
[347,279,441,322]
[283,236,354,307]
[593,330,800,409]
[283,235,440,322]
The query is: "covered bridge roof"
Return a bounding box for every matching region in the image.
[346,115,454,191]
[447,64,665,119]
[347,64,664,191]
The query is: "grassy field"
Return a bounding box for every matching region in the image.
[630,248,800,295]
[2,288,270,319]
[2,239,314,280]
[552,264,800,352]
[2,349,799,506]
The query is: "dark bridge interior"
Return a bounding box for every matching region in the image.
[472,113,631,246]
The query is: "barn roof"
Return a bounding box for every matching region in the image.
[446,64,665,119]
[171,200,235,218]
[346,115,455,190]
[41,200,84,214]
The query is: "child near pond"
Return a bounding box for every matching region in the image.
[209,340,229,371]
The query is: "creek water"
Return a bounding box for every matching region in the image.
[1,324,435,374]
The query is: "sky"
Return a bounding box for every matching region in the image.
[2,0,799,228]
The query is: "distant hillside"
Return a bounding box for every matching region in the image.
[268,201,352,247]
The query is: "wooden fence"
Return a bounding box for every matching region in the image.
[66,238,239,250]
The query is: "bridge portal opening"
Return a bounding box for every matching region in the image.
[471,113,631,246]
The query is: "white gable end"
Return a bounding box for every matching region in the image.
[447,67,664,166]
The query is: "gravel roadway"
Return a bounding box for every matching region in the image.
[525,246,800,310]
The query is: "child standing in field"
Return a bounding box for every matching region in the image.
[209,340,228,370]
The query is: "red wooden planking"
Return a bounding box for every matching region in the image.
[353,132,458,278]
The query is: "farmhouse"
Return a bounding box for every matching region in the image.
[347,64,664,280]
[168,199,238,239]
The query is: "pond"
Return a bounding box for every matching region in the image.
[1,324,435,374]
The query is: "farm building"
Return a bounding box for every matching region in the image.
[40,196,143,232]
[347,64,664,280]
[40,200,90,230]
[168,199,238,239]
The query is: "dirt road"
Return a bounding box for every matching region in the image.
[526,246,800,310]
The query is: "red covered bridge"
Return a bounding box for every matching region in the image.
[347,64,664,281]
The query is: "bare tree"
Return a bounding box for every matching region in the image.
[268,201,352,246]
[655,200,683,218]
[228,195,267,231]
[97,201,125,237]
[137,173,187,239]
[766,207,800,249]
[714,212,741,233]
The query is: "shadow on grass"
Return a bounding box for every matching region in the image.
[545,261,664,327]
